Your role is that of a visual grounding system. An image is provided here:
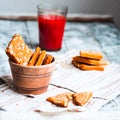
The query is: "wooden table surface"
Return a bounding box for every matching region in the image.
[0,18,120,119]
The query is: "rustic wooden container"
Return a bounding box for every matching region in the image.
[9,56,55,95]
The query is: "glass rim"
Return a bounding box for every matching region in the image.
[37,4,68,11]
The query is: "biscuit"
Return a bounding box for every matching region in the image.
[72,60,104,71]
[80,50,103,60]
[42,54,53,65]
[35,50,46,66]
[28,47,41,66]
[46,92,73,107]
[5,33,33,66]
[72,92,93,106]
[73,56,108,66]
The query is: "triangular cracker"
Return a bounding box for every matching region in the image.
[72,92,93,106]
[46,92,73,107]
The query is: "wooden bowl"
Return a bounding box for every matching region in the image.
[9,55,55,95]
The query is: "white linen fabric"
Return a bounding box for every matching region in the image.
[0,50,120,113]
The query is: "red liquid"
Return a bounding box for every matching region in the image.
[38,14,66,51]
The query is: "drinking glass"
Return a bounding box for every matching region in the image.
[37,4,68,51]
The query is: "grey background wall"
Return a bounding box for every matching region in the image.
[0,0,120,27]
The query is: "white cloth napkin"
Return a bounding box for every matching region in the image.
[0,50,120,113]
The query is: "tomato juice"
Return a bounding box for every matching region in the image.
[38,14,66,51]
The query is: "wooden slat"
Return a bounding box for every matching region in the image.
[67,14,113,22]
[0,14,113,22]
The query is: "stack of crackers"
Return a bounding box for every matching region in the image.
[72,50,108,71]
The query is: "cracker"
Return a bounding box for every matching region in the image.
[42,54,53,65]
[73,56,108,66]
[35,50,46,66]
[5,33,33,66]
[72,92,93,106]
[72,60,104,71]
[46,92,73,107]
[28,47,41,66]
[80,50,103,60]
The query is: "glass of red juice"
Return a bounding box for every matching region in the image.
[37,4,68,51]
